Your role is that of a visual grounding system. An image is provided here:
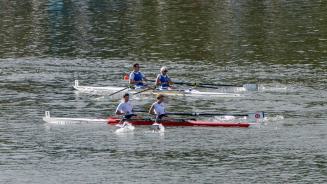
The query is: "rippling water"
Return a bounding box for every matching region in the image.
[0,0,326,183]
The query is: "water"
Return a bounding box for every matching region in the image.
[0,0,326,183]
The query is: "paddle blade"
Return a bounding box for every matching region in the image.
[243,84,258,91]
[74,80,79,87]
[248,112,265,120]
[124,74,129,80]
[115,123,135,133]
[151,123,165,133]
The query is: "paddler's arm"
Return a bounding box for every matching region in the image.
[115,104,125,115]
[129,78,144,85]
[115,110,124,115]
[129,78,135,84]
[130,79,142,85]
[129,78,141,85]
[128,73,142,84]
[129,73,136,85]
[142,73,147,82]
[155,75,161,86]
[148,104,155,115]
[168,77,174,86]
[166,75,174,88]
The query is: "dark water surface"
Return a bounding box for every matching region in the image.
[0,0,326,183]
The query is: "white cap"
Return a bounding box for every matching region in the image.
[160,66,168,72]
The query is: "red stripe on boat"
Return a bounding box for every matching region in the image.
[107,117,249,128]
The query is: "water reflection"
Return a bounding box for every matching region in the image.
[0,0,325,65]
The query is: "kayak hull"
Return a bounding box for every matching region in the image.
[107,117,250,128]
[73,80,242,97]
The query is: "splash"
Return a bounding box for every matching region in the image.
[115,123,135,133]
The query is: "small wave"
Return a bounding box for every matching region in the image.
[251,115,285,123]
[210,114,284,125]
[264,115,284,122]
[210,115,247,122]
[258,85,288,92]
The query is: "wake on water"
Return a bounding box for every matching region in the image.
[114,123,165,134]
[210,114,285,126]
[115,123,135,133]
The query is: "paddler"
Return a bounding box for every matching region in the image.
[115,93,136,126]
[129,63,147,89]
[148,94,168,123]
[155,66,174,90]
[148,94,167,132]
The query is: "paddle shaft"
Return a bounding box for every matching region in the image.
[132,85,156,95]
[133,110,248,117]
[188,84,242,89]
[173,81,238,87]
[108,87,129,97]
[166,112,248,116]
[146,79,243,88]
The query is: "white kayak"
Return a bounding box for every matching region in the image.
[73,80,242,97]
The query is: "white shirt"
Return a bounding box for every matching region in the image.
[116,101,133,115]
[152,102,166,115]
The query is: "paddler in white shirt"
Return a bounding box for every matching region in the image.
[129,63,147,89]
[149,94,168,123]
[155,66,174,90]
[115,93,136,126]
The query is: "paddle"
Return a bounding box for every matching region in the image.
[132,85,157,95]
[133,78,257,91]
[133,111,265,119]
[172,82,258,91]
[167,112,246,116]
[166,111,265,119]
[96,84,155,101]
[107,86,130,97]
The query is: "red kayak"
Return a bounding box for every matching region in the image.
[107,117,250,128]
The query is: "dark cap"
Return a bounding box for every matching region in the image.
[133,63,139,67]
